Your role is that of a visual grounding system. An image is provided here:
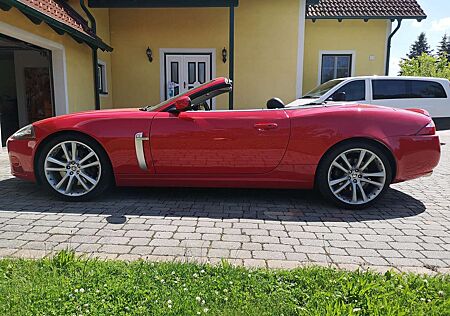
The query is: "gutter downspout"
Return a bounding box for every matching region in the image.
[385,19,402,75]
[228,4,235,110]
[80,0,100,111]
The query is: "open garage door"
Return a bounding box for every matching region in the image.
[0,34,54,146]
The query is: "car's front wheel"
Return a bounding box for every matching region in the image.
[316,141,392,209]
[37,134,113,201]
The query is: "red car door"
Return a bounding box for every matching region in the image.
[150,109,290,174]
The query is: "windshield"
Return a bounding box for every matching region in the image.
[302,79,344,98]
[141,80,220,112]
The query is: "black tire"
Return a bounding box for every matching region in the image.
[316,140,393,209]
[36,133,113,202]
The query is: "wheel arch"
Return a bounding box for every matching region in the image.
[33,130,115,185]
[314,137,397,187]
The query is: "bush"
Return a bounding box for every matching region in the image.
[400,53,450,79]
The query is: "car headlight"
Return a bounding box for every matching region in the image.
[10,124,35,140]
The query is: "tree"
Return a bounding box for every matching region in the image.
[400,53,450,79]
[436,34,450,59]
[407,32,432,59]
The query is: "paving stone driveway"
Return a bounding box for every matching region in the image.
[0,131,449,274]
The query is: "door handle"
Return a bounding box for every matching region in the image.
[254,123,278,131]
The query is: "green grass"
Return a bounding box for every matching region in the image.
[0,251,449,316]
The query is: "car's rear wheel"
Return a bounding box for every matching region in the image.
[317,141,392,209]
[37,134,113,201]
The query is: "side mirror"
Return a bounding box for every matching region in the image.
[175,96,192,112]
[266,98,285,109]
[332,91,346,102]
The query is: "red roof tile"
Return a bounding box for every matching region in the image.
[307,0,427,20]
[16,0,92,37]
[2,0,112,50]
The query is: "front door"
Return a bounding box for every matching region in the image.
[164,53,212,100]
[150,110,291,175]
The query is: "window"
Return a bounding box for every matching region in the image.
[144,79,231,112]
[410,80,447,98]
[321,54,352,84]
[303,79,344,98]
[331,80,366,101]
[372,80,447,100]
[372,80,407,100]
[97,60,108,95]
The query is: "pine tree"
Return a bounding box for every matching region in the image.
[445,34,450,58]
[437,34,450,58]
[407,32,432,59]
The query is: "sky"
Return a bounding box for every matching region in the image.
[389,0,450,75]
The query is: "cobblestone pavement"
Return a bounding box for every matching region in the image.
[0,131,449,274]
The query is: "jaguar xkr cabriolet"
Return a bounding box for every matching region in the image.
[7,78,440,208]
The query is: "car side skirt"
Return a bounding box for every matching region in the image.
[114,165,317,189]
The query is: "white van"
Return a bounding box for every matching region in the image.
[294,76,450,130]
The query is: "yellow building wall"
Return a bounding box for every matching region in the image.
[67,1,113,109]
[93,8,113,109]
[234,0,300,108]
[109,7,229,109]
[109,0,301,110]
[0,5,112,113]
[1,2,392,113]
[303,19,389,94]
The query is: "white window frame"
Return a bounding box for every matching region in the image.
[97,59,108,95]
[159,48,216,103]
[318,50,356,85]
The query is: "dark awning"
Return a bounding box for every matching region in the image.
[88,0,238,8]
[0,0,113,51]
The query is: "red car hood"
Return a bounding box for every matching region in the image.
[33,108,145,127]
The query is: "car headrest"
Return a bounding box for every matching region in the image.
[267,98,285,109]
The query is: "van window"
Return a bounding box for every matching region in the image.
[332,80,365,101]
[372,80,408,99]
[411,81,447,98]
[373,80,447,100]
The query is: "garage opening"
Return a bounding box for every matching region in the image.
[0,34,54,146]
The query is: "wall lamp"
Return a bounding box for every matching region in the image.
[146,47,153,63]
[222,47,227,63]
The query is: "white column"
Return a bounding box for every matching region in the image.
[296,0,307,98]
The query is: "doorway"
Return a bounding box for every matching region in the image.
[0,34,54,146]
[161,49,215,106]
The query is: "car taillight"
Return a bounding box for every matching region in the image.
[416,121,436,135]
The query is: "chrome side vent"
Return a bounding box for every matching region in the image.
[134,132,149,170]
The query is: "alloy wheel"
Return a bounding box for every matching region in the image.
[327,148,386,205]
[44,141,102,197]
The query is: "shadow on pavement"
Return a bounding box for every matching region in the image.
[0,178,425,223]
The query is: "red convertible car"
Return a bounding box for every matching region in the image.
[7,78,440,208]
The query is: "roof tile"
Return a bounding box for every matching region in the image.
[307,0,426,19]
[16,0,92,37]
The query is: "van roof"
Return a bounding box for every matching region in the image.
[337,76,450,82]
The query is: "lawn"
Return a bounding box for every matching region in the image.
[0,251,449,316]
